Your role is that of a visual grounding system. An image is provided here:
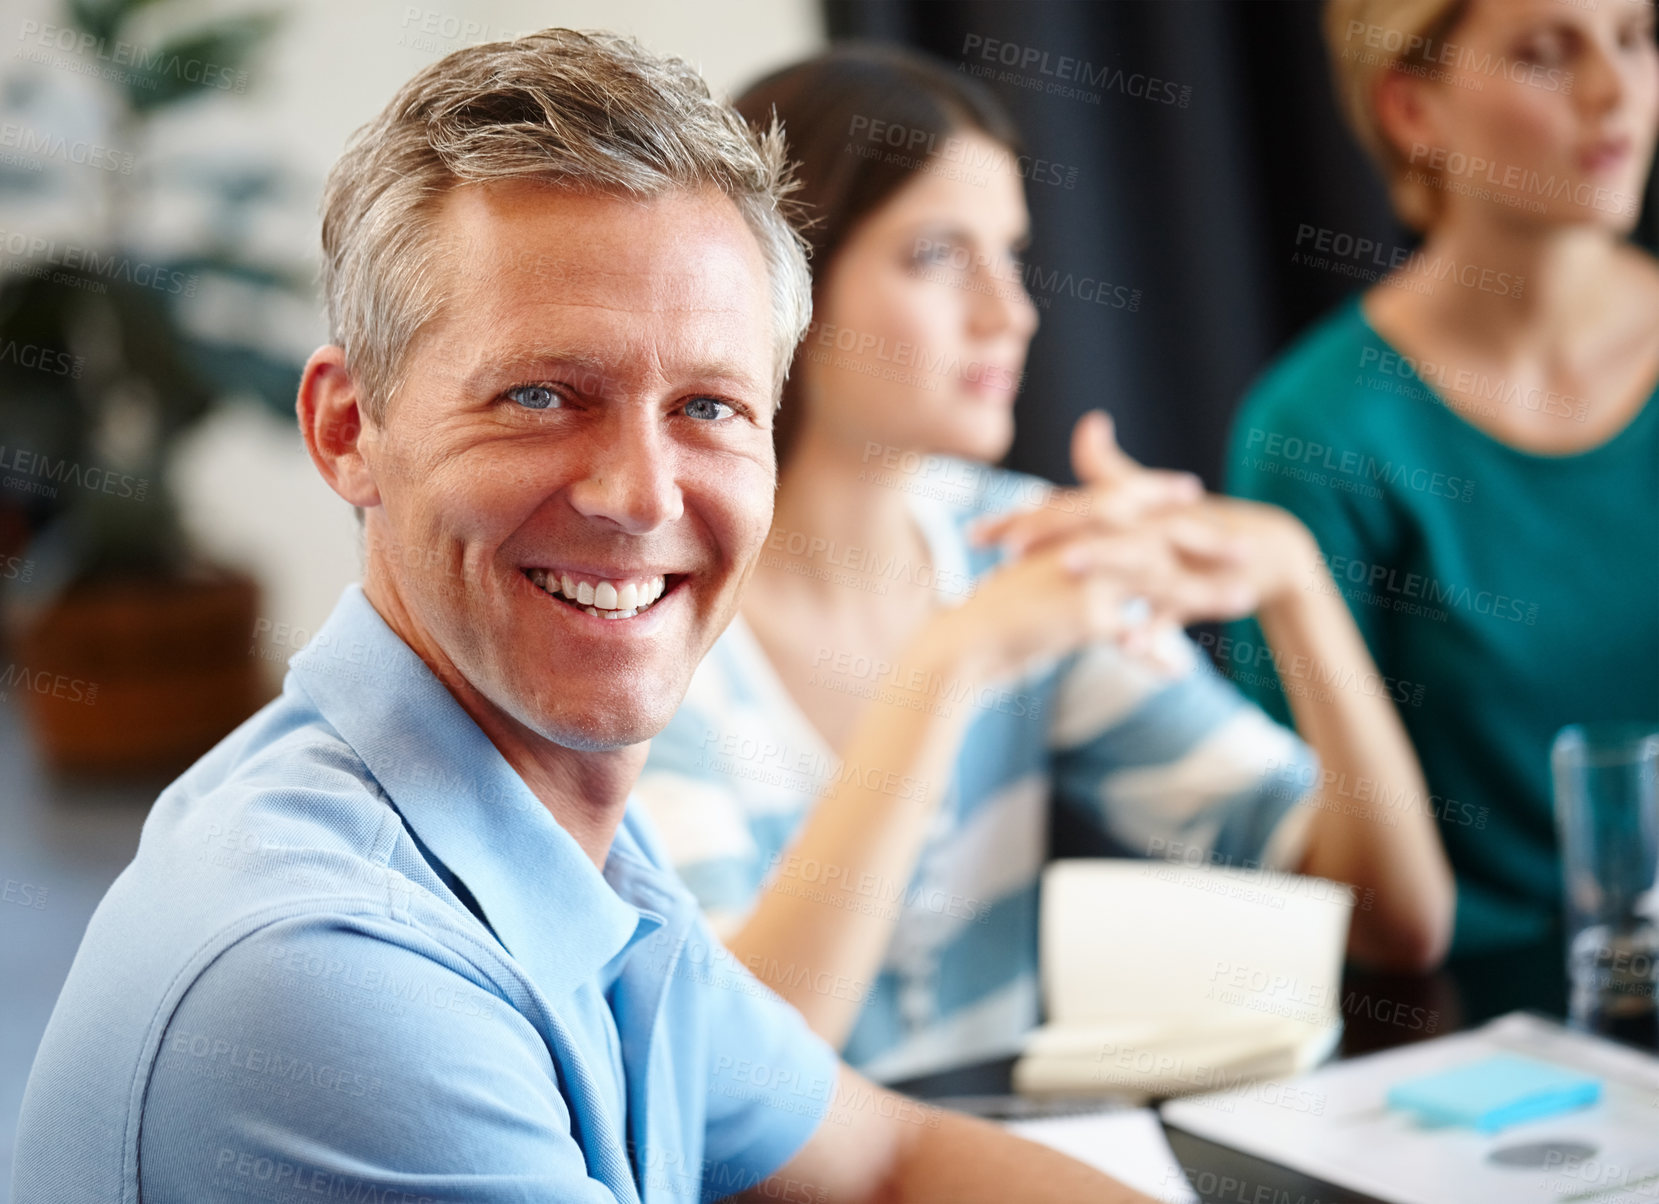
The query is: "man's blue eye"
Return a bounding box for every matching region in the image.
[684,397,733,421]
[507,384,560,410]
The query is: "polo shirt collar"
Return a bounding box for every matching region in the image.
[289,584,656,1002]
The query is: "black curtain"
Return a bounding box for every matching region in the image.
[823,0,1659,488]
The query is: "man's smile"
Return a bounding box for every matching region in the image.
[522,565,685,620]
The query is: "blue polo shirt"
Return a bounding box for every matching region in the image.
[11,584,838,1204]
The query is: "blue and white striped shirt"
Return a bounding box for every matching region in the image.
[637,459,1318,1082]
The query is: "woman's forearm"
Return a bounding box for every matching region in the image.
[1256,545,1455,971]
[721,637,975,1047]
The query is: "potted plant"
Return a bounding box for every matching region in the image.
[0,0,298,776]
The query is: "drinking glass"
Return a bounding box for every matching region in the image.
[1552,722,1659,1049]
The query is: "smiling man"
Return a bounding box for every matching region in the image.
[10,29,1151,1204]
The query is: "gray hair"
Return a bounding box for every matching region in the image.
[320,27,812,424]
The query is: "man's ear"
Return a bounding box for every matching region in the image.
[297,345,381,510]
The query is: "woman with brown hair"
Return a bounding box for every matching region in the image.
[639,44,1452,1081]
[1228,0,1659,957]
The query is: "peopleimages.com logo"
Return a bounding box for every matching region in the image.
[0,228,196,295]
[959,34,1192,108]
[16,19,249,92]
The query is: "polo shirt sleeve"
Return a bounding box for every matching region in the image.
[1047,634,1319,870]
[680,911,841,1201]
[138,917,618,1204]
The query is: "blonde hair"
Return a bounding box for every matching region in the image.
[1324,0,1470,230]
[320,28,811,425]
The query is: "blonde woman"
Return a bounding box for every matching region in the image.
[1228,0,1659,957]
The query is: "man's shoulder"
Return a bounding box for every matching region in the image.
[17,911,569,1203]
[45,675,471,1012]
[116,682,415,919]
[49,684,440,974]
[170,682,384,835]
[124,673,521,968]
[11,682,535,1202]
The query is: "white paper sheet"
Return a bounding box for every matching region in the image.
[1161,1013,1659,1204]
[1006,1108,1199,1203]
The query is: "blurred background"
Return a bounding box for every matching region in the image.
[1,0,1654,1194]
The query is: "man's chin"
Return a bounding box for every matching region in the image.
[522,697,677,754]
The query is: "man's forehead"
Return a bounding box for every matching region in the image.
[450,234,746,305]
[433,178,764,296]
[414,178,775,385]
[429,266,768,387]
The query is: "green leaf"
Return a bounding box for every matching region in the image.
[65,0,117,45]
[102,276,219,439]
[65,0,179,48]
[122,14,281,114]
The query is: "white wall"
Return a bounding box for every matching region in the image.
[4,0,824,681]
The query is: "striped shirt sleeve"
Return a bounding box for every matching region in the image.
[634,693,769,941]
[1046,629,1320,871]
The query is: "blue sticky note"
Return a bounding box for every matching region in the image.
[1386,1055,1602,1133]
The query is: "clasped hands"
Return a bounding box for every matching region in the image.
[963,410,1317,670]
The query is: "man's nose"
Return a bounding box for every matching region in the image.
[566,410,685,534]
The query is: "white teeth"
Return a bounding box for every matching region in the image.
[530,569,669,617]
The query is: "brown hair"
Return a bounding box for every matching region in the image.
[321,28,812,427]
[734,43,1023,468]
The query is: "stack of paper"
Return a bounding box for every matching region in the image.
[1013,859,1354,1100]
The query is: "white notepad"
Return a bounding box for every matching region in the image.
[1014,859,1353,1100]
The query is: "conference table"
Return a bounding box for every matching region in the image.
[890,937,1574,1204]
